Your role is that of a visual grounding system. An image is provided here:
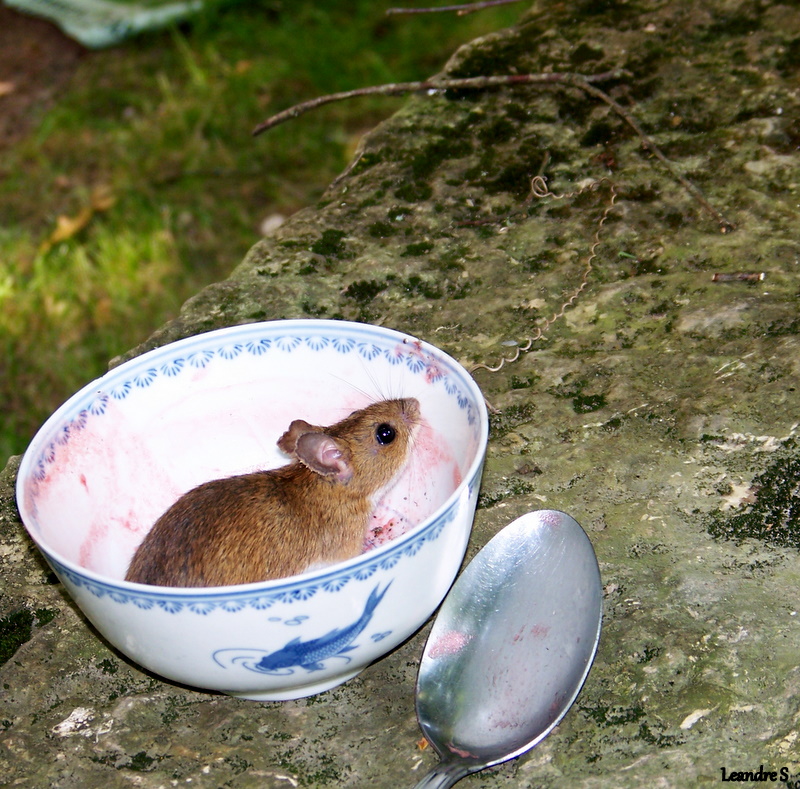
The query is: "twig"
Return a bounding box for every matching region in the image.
[471,176,618,374]
[253,70,626,135]
[386,0,522,16]
[252,69,735,233]
[712,272,765,282]
[577,81,736,234]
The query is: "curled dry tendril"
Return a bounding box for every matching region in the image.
[471,175,618,374]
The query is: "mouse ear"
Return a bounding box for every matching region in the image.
[294,433,353,483]
[277,419,317,455]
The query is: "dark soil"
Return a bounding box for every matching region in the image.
[0,6,84,148]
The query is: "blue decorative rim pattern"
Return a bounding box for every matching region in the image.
[18,320,488,607]
[26,322,479,486]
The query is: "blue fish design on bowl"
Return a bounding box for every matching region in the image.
[214,583,391,675]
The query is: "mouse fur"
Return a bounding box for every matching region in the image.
[125,397,420,587]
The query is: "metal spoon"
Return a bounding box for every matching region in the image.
[412,509,603,788]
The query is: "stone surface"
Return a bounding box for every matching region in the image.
[3,0,800,786]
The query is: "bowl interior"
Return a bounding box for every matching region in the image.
[18,321,486,584]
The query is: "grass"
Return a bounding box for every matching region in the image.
[0,0,522,459]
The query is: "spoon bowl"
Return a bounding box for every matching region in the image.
[413,509,602,788]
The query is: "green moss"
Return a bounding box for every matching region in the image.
[90,753,117,768]
[476,138,551,197]
[310,229,348,258]
[572,393,607,413]
[509,374,538,389]
[300,299,328,318]
[408,136,473,180]
[489,402,536,439]
[550,378,587,399]
[776,37,800,75]
[367,221,397,238]
[447,27,540,78]
[401,241,434,257]
[343,279,390,304]
[160,696,193,726]
[0,607,58,667]
[0,609,34,667]
[571,42,605,65]
[636,644,662,664]
[348,150,385,177]
[520,255,555,274]
[762,317,800,338]
[705,441,800,549]
[478,476,537,508]
[698,10,763,41]
[580,119,625,147]
[92,749,159,772]
[474,224,496,240]
[402,275,442,299]
[277,750,346,786]
[97,658,119,675]
[224,755,252,775]
[34,607,57,626]
[580,701,647,727]
[394,181,433,202]
[648,300,674,316]
[575,0,635,24]
[632,255,667,277]
[477,117,517,145]
[621,182,661,204]
[385,205,411,222]
[126,752,156,772]
[730,68,766,89]
[637,721,684,748]
[503,102,531,123]
[428,249,465,272]
[482,164,534,197]
[700,433,724,443]
[298,260,319,275]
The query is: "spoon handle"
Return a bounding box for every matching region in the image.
[411,760,472,789]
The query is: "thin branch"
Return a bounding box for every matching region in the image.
[386,0,522,15]
[252,70,627,135]
[252,68,735,233]
[577,80,736,233]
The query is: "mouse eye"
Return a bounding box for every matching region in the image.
[375,423,396,445]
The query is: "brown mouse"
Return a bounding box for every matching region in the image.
[125,397,420,587]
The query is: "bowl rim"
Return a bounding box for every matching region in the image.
[16,319,489,598]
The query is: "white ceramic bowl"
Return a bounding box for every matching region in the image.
[16,320,488,700]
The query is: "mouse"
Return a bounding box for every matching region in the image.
[125,397,421,587]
